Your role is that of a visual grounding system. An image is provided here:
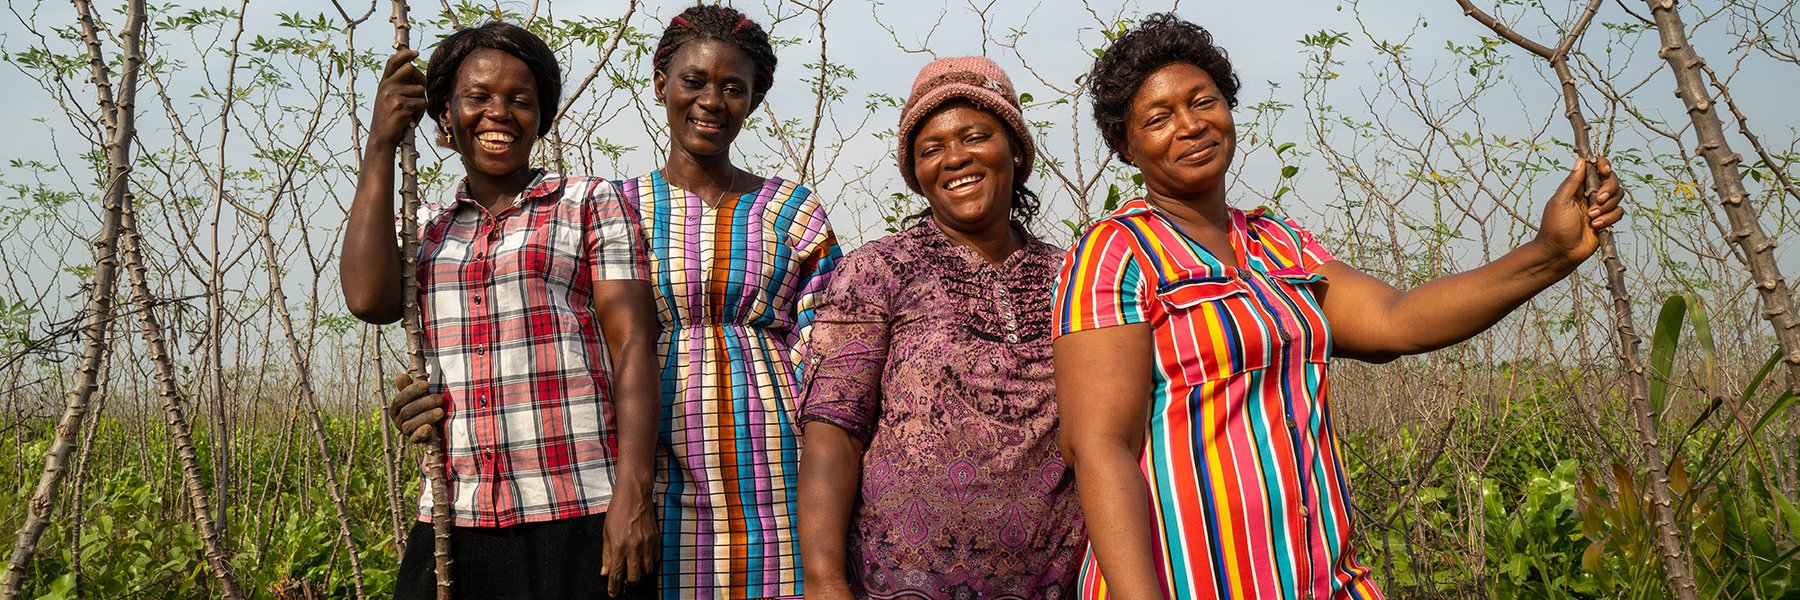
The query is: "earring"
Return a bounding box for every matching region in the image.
[446,131,454,144]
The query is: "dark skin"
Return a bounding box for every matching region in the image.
[1056,62,1624,598]
[654,39,766,205]
[797,103,1025,600]
[338,48,661,596]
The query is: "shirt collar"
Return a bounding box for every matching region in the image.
[452,169,561,210]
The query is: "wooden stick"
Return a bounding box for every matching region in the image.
[391,1,455,597]
[0,0,145,596]
[119,194,245,599]
[1455,1,1698,598]
[1642,0,1800,390]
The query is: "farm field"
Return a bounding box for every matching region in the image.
[1,0,1798,598]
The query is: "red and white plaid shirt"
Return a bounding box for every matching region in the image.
[413,171,649,527]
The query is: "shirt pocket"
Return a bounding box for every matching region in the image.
[1262,265,1332,364]
[1155,275,1279,383]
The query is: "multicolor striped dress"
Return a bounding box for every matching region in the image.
[1053,198,1383,600]
[616,171,840,599]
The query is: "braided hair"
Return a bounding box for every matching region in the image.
[652,4,778,97]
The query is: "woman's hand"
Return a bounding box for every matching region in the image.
[388,372,445,444]
[601,489,658,597]
[369,50,427,150]
[1530,156,1625,268]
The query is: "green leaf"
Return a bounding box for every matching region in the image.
[1684,294,1715,387]
[1750,390,1796,440]
[1019,92,1033,103]
[1281,165,1299,179]
[1275,141,1296,156]
[1648,294,1687,422]
[1104,184,1121,211]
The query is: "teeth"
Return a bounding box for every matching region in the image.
[690,118,721,128]
[477,132,514,143]
[946,175,982,190]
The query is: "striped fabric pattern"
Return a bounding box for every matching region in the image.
[616,171,840,599]
[1054,198,1383,599]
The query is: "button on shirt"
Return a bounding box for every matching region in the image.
[413,171,649,528]
[1055,198,1384,599]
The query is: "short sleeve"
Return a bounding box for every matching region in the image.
[582,178,650,282]
[1282,216,1336,270]
[1054,221,1150,337]
[781,189,843,369]
[796,248,892,444]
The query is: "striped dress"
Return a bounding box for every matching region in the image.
[1053,198,1383,600]
[616,171,839,599]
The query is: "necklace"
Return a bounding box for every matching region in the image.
[674,170,739,208]
[711,171,739,208]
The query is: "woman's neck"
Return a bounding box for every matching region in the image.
[1144,181,1239,266]
[1145,181,1231,234]
[465,167,538,214]
[938,218,1024,267]
[662,148,741,195]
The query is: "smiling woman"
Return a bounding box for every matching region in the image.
[1052,12,1624,600]
[610,5,842,599]
[796,56,1084,600]
[337,20,663,600]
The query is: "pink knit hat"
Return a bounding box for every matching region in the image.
[896,56,1036,196]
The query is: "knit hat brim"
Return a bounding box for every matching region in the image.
[896,59,1036,197]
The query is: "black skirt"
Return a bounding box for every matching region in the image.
[394,512,656,599]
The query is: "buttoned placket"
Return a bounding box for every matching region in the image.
[996,283,1020,344]
[1239,248,1321,589]
[470,208,501,523]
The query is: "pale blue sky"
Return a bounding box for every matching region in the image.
[2,0,1795,313]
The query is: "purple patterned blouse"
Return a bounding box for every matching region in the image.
[800,221,1084,599]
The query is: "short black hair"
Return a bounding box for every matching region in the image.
[425,21,562,138]
[1087,13,1240,163]
[652,4,778,97]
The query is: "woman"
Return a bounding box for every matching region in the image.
[340,21,661,599]
[611,5,840,598]
[797,56,1084,599]
[1054,13,1624,600]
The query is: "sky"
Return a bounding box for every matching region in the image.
[1,0,1796,322]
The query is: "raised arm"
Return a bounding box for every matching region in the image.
[340,50,426,324]
[1320,157,1624,362]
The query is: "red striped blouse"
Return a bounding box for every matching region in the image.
[1054,198,1384,599]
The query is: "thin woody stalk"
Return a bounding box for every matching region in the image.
[0,0,145,596]
[1456,1,1698,598]
[117,194,244,598]
[391,0,455,597]
[1642,0,1800,390]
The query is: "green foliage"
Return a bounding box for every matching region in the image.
[1,417,406,599]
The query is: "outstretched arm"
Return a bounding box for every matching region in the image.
[1321,157,1625,362]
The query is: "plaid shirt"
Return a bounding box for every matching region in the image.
[414,171,649,528]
